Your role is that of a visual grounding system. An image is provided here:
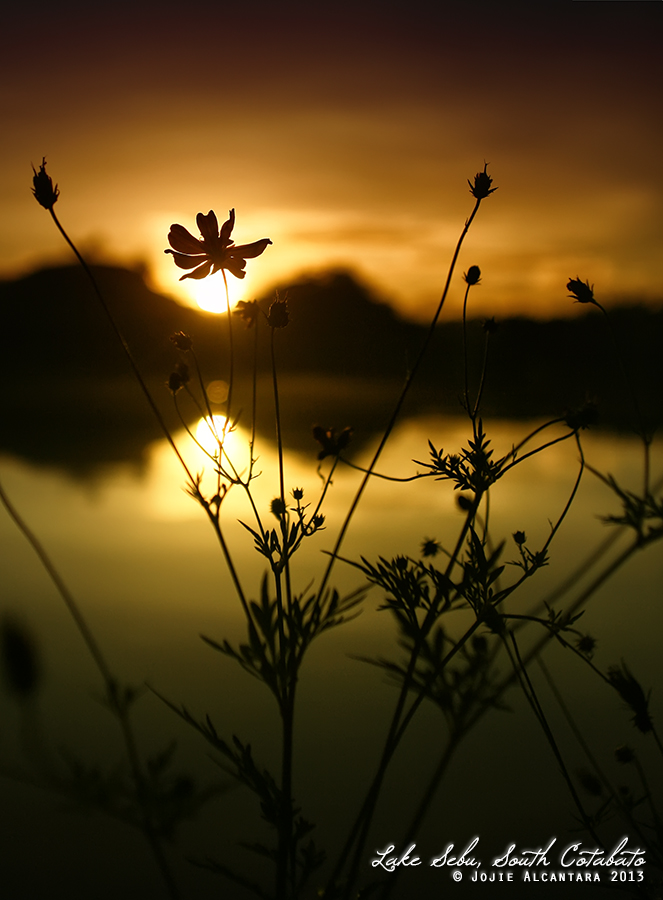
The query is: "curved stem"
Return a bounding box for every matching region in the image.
[317,198,485,608]
[0,476,181,899]
[48,209,194,488]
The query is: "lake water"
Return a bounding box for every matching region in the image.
[1,413,661,899]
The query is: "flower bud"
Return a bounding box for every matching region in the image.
[31,158,59,210]
[234,299,260,328]
[468,163,497,200]
[167,362,190,394]
[567,277,596,305]
[464,265,481,286]
[171,331,193,351]
[267,297,289,328]
[576,634,597,657]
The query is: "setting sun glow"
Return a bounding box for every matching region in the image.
[182,273,246,314]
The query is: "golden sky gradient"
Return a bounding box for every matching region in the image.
[3,1,661,320]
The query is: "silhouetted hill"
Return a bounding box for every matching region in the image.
[1,263,661,471]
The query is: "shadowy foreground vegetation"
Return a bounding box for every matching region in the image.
[0,161,662,899]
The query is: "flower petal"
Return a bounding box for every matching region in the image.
[219,209,235,246]
[232,238,273,259]
[180,260,213,280]
[196,211,219,243]
[222,256,247,279]
[168,224,205,254]
[165,249,207,270]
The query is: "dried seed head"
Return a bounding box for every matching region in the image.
[513,530,527,546]
[421,538,441,558]
[31,158,59,210]
[270,497,287,517]
[464,265,482,286]
[267,296,289,328]
[292,488,304,501]
[167,362,190,394]
[564,402,599,432]
[312,425,353,460]
[170,331,193,352]
[468,163,497,200]
[576,634,597,657]
[567,277,597,306]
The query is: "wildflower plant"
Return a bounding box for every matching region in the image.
[1,157,661,900]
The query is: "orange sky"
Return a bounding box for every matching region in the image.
[3,1,661,320]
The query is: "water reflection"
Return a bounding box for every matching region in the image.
[1,414,661,898]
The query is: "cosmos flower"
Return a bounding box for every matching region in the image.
[165,209,271,281]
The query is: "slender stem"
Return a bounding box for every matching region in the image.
[472,330,491,419]
[505,630,603,846]
[316,198,484,607]
[462,281,471,414]
[276,686,296,900]
[0,476,181,899]
[270,326,293,612]
[48,209,194,487]
[378,735,460,900]
[332,498,482,897]
[250,316,260,477]
[0,479,112,682]
[221,269,235,433]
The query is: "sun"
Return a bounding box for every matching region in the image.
[182,273,247,314]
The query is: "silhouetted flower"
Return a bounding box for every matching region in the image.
[576,634,597,657]
[234,299,260,328]
[482,317,498,334]
[513,531,527,546]
[267,295,290,328]
[567,277,597,306]
[564,402,599,432]
[468,164,497,200]
[421,538,441,558]
[165,209,271,281]
[270,497,287,517]
[167,362,190,394]
[292,488,304,501]
[312,425,353,460]
[171,331,193,351]
[464,265,481,286]
[31,158,59,210]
